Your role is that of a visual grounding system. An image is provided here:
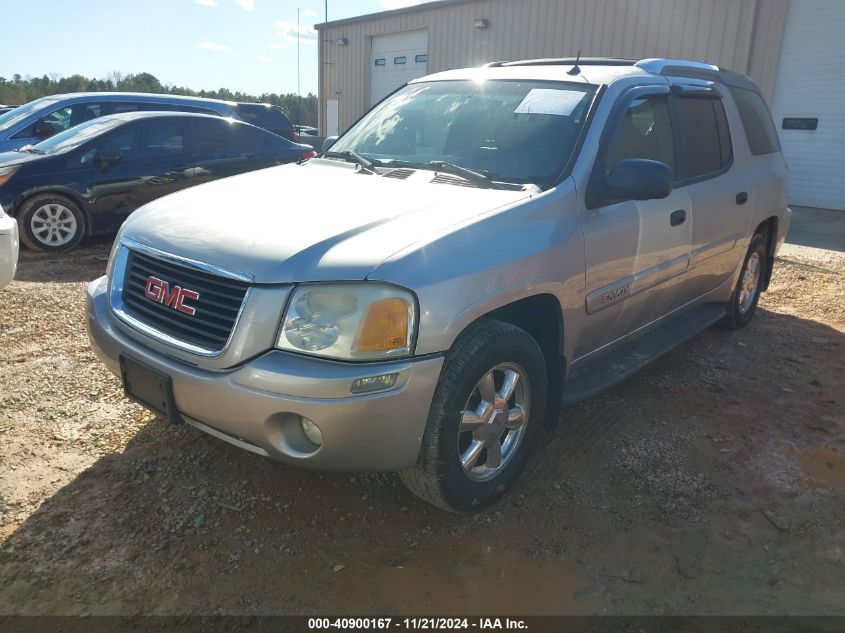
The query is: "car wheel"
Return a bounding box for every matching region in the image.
[18,194,86,253]
[400,319,547,513]
[721,233,767,329]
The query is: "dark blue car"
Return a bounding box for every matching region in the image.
[0,111,316,252]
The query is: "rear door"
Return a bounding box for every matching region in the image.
[575,86,692,359]
[669,84,749,303]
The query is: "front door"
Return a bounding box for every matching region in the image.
[85,118,190,232]
[574,88,692,361]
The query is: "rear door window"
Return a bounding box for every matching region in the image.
[190,118,236,158]
[232,123,278,153]
[729,87,780,156]
[674,96,732,180]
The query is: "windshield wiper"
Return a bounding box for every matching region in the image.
[387,160,503,190]
[322,150,377,173]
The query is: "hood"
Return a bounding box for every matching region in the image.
[0,150,47,168]
[121,159,531,284]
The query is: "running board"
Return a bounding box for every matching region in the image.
[561,303,726,407]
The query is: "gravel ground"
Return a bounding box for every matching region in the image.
[0,237,843,616]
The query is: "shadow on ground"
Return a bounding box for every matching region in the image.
[1,307,843,616]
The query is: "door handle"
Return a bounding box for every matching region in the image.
[670,209,686,227]
[736,191,749,205]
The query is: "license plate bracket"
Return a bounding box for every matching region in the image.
[120,355,182,424]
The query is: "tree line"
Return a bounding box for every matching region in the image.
[0,72,317,126]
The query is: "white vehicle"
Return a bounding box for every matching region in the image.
[0,202,19,289]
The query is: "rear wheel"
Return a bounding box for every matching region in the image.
[18,194,85,253]
[721,234,767,329]
[400,319,547,513]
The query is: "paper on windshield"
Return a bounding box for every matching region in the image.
[513,89,584,116]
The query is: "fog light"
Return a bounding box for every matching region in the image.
[300,417,323,446]
[350,372,399,394]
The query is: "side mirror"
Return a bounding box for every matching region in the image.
[93,150,123,169]
[322,136,338,153]
[603,159,673,202]
[33,121,55,139]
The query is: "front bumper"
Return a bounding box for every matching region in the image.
[86,276,444,471]
[0,211,19,290]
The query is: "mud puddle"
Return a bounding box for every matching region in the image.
[346,537,601,615]
[785,445,845,490]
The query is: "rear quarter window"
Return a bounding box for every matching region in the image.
[730,87,780,156]
[236,104,291,132]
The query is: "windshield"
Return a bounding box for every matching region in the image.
[0,97,62,133]
[329,79,595,186]
[30,116,126,155]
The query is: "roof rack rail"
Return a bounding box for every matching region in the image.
[634,58,720,75]
[496,57,637,68]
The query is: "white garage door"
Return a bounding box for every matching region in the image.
[370,30,428,107]
[770,0,845,210]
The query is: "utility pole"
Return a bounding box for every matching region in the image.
[297,7,301,96]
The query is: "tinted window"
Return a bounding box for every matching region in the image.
[676,97,731,179]
[232,123,276,152]
[137,120,185,159]
[603,95,675,176]
[110,102,174,114]
[191,118,235,157]
[12,102,105,139]
[236,104,291,133]
[79,120,185,164]
[730,87,780,156]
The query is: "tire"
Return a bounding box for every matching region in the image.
[18,194,86,253]
[400,319,547,513]
[721,233,767,329]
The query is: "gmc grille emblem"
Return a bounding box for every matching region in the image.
[144,276,200,316]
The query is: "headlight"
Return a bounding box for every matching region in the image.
[0,166,17,187]
[277,283,416,361]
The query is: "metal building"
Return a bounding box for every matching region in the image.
[317,0,845,210]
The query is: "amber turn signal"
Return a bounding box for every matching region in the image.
[354,297,410,352]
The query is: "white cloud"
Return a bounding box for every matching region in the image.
[379,0,428,9]
[303,8,317,17]
[257,55,272,63]
[236,0,255,10]
[194,0,218,6]
[273,19,318,48]
[198,41,232,52]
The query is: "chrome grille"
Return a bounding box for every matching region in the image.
[121,249,249,352]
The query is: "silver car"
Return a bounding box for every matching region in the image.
[86,58,790,512]
[0,202,19,289]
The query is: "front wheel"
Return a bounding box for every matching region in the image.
[18,194,86,253]
[400,319,547,512]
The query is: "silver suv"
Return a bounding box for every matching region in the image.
[86,58,790,512]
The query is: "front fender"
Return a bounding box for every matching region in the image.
[369,181,585,359]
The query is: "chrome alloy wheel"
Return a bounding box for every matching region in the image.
[457,362,531,482]
[738,251,761,314]
[30,203,77,247]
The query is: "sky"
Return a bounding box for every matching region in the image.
[1,0,434,97]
